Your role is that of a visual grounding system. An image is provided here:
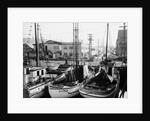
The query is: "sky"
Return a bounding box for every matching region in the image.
[23,22,126,51]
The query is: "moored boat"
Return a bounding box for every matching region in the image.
[48,81,80,98]
[23,66,50,98]
[47,62,60,70]
[79,23,121,98]
[79,61,120,98]
[48,65,82,98]
[48,63,95,98]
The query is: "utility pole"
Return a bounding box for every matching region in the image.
[120,23,127,58]
[73,23,79,76]
[75,23,79,69]
[88,34,93,58]
[35,23,40,67]
[106,23,109,61]
[73,23,75,65]
[77,23,79,65]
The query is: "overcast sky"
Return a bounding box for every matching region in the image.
[23,22,126,48]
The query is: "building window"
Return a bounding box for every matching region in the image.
[63,46,67,49]
[53,46,59,50]
[45,46,48,51]
[37,71,39,76]
[69,47,73,49]
[41,70,44,75]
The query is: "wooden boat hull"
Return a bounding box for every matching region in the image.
[48,65,59,70]
[79,72,120,98]
[30,89,45,98]
[79,64,120,98]
[48,83,81,98]
[79,85,119,98]
[27,82,45,98]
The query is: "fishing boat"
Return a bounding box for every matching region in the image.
[46,61,73,78]
[48,65,82,98]
[47,59,96,98]
[47,62,59,70]
[23,23,52,98]
[79,23,120,98]
[79,61,120,98]
[23,66,49,98]
[48,23,93,98]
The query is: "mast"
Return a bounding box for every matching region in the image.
[105,23,109,60]
[123,23,126,59]
[120,23,127,59]
[73,23,75,66]
[73,23,79,75]
[39,26,45,60]
[34,23,39,67]
[75,23,79,69]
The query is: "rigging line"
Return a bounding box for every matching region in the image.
[82,43,89,45]
[79,24,83,39]
[110,23,120,27]
[78,28,106,36]
[101,27,106,47]
[39,24,46,44]
[41,26,107,36]
[49,28,96,35]
[109,29,114,48]
[38,23,46,60]
[78,24,107,31]
[47,31,73,35]
[108,29,111,47]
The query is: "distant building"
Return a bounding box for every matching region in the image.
[42,40,62,53]
[116,29,127,57]
[33,40,62,58]
[23,43,34,56]
[61,42,81,59]
[33,40,81,59]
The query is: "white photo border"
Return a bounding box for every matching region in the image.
[8,8,142,114]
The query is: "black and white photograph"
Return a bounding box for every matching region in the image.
[23,22,127,98]
[8,8,142,113]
